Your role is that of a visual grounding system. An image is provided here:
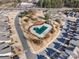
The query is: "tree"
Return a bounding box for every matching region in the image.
[37,0,64,8]
[11,0,21,7]
[64,0,79,8]
[0,1,2,5]
[16,0,21,7]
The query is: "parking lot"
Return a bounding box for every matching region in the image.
[0,15,11,59]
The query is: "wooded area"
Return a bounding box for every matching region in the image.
[37,0,79,8]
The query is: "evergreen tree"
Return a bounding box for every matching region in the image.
[65,0,79,8]
[37,0,64,8]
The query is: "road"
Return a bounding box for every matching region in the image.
[14,13,38,59]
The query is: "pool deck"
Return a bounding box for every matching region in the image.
[28,29,60,54]
[21,18,60,54]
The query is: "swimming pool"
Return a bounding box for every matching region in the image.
[33,26,48,34]
[30,23,52,38]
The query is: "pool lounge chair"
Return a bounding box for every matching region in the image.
[57,38,66,43]
[45,48,56,57]
[65,45,75,51]
[58,54,69,59]
[63,28,68,32]
[37,55,47,59]
[53,42,62,49]
[50,52,60,59]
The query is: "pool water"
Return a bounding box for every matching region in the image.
[30,23,52,38]
[33,26,48,34]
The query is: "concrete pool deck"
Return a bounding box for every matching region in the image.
[21,17,60,54]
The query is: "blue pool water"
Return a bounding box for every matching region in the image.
[33,26,48,34]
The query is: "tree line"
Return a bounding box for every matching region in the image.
[37,0,79,8]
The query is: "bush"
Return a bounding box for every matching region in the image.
[18,11,28,18]
[72,8,79,12]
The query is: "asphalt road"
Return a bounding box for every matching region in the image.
[14,12,38,59]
